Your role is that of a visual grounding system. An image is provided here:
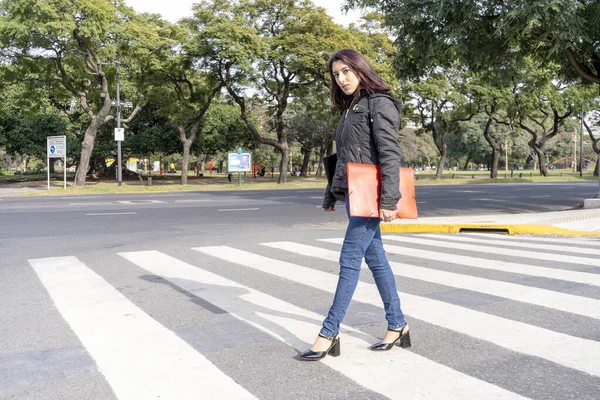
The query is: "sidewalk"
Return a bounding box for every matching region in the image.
[383,203,600,237]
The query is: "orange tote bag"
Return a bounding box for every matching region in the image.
[346,163,418,219]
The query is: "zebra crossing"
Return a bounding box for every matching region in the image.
[18,234,600,399]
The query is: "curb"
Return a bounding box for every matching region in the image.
[380,223,600,237]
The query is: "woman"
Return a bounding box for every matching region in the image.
[300,49,410,361]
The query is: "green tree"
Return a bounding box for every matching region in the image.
[285,85,338,177]
[449,115,495,171]
[196,101,255,165]
[345,0,600,86]
[189,0,348,183]
[0,0,169,187]
[408,71,479,179]
[140,16,225,185]
[1,114,67,171]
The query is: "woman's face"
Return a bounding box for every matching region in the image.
[332,60,360,96]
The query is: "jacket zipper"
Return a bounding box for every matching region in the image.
[357,146,364,163]
[345,97,357,119]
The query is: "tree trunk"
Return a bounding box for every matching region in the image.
[278,144,289,184]
[490,147,499,178]
[434,129,448,179]
[480,113,498,178]
[462,156,471,171]
[199,155,206,176]
[180,142,191,185]
[300,147,310,177]
[15,154,26,172]
[4,152,11,172]
[178,118,200,186]
[316,145,327,178]
[74,117,103,187]
[533,145,548,176]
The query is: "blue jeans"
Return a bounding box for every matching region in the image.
[320,198,406,337]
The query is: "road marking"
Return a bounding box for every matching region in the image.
[336,237,600,287]
[29,256,256,400]
[419,234,600,257]
[117,200,165,204]
[295,240,600,320]
[388,235,600,266]
[530,195,551,198]
[218,208,259,212]
[69,202,114,206]
[174,199,211,203]
[86,212,137,216]
[61,196,101,199]
[464,233,600,245]
[195,246,600,377]
[124,250,524,400]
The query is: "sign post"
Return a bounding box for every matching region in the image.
[47,135,67,190]
[228,149,251,187]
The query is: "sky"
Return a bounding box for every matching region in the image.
[124,0,362,26]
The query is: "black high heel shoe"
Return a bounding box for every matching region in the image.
[369,324,411,351]
[300,333,341,361]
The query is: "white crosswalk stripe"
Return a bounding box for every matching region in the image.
[317,237,600,287]
[418,233,600,256]
[266,240,600,319]
[195,245,600,378]
[23,235,600,400]
[460,232,600,245]
[29,256,256,400]
[119,250,524,400]
[383,235,600,266]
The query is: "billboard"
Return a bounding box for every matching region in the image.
[228,153,251,172]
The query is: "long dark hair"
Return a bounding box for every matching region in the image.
[329,49,390,110]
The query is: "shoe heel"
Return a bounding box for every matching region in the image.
[328,339,341,357]
[399,331,411,348]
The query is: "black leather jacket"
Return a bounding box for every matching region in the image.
[323,91,403,211]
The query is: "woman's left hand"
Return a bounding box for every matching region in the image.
[379,209,396,222]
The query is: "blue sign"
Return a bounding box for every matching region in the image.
[50,145,56,154]
[237,147,243,154]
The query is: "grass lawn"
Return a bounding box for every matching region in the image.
[0,169,598,196]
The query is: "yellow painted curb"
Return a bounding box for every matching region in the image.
[380,223,600,237]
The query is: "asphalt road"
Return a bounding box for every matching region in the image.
[0,179,597,265]
[1,180,597,236]
[1,180,599,400]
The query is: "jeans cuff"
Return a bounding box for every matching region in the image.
[388,322,406,331]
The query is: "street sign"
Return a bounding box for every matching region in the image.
[111,100,133,108]
[47,136,66,158]
[114,128,124,141]
[46,135,67,191]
